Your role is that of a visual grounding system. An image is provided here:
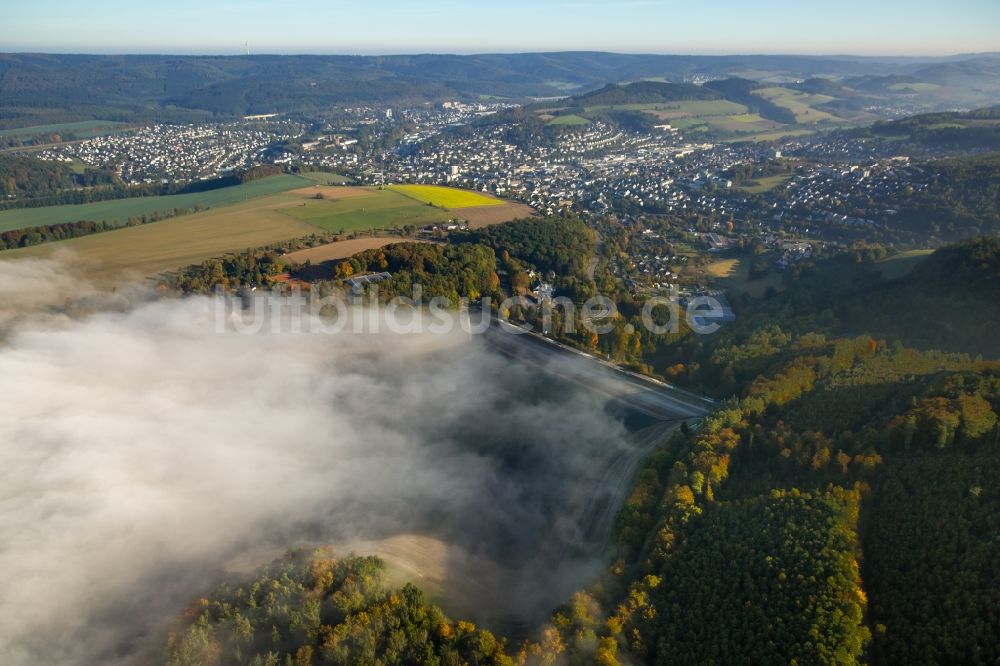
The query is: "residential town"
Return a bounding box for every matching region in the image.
[15,101,946,268]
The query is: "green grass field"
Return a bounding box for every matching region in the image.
[548,114,591,126]
[0,183,513,281]
[725,128,814,143]
[888,82,941,93]
[541,98,781,138]
[298,171,353,185]
[1,194,320,282]
[704,113,784,133]
[667,99,749,116]
[0,120,130,137]
[737,174,793,194]
[876,249,934,280]
[388,184,503,208]
[585,100,747,117]
[714,257,785,298]
[0,175,310,233]
[754,87,839,124]
[280,189,453,232]
[670,117,709,130]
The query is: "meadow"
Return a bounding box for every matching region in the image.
[387,184,504,208]
[754,87,838,124]
[297,171,353,185]
[875,249,934,280]
[705,258,740,278]
[547,114,591,126]
[662,112,783,135]
[3,194,320,283]
[0,120,130,137]
[0,175,311,233]
[282,188,454,232]
[888,82,941,93]
[711,257,785,298]
[584,100,747,116]
[535,94,847,141]
[737,174,793,194]
[0,182,525,281]
[724,128,814,143]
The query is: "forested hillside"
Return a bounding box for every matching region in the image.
[689,237,1000,377]
[595,331,1000,665]
[463,215,596,278]
[570,81,720,106]
[892,153,1000,238]
[858,107,1000,151]
[3,52,999,127]
[161,232,1000,665]
[0,154,116,200]
[165,549,514,666]
[333,242,502,305]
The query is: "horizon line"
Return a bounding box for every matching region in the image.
[1,48,998,59]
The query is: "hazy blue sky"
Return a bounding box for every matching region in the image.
[2,0,998,55]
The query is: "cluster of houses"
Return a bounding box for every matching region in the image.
[31,121,302,184]
[768,159,925,231]
[775,242,814,270]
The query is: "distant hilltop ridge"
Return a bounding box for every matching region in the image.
[1,52,999,127]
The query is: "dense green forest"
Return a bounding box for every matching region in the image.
[166,249,288,293]
[592,329,999,665]
[647,490,867,665]
[332,242,502,306]
[890,153,1000,238]
[861,107,1000,151]
[865,452,1000,664]
[461,215,596,279]
[568,81,720,106]
[0,154,117,200]
[165,549,514,666]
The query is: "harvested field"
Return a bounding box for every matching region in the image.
[452,202,537,228]
[287,185,373,200]
[283,237,431,264]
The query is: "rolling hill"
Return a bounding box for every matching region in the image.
[3,52,1000,128]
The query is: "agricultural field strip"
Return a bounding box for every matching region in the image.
[0,175,311,233]
[0,120,131,137]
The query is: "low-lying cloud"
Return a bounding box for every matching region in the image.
[0,262,633,665]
